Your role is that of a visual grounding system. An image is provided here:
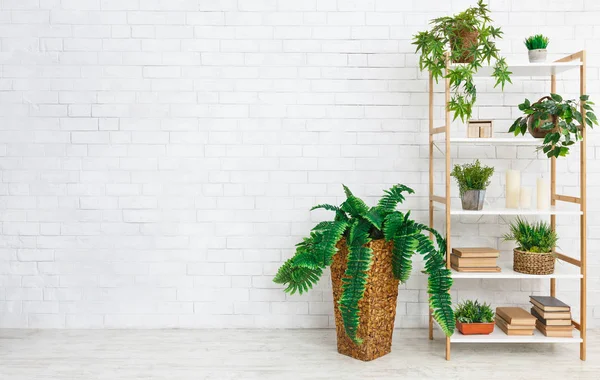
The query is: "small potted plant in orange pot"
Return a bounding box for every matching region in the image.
[455,300,495,335]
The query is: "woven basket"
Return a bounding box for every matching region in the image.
[331,239,399,361]
[450,30,479,63]
[513,248,555,275]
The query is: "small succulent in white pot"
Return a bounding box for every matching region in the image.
[524,34,549,63]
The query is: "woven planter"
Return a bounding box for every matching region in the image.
[513,248,555,275]
[450,30,479,63]
[330,239,399,361]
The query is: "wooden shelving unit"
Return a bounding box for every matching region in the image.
[427,52,587,361]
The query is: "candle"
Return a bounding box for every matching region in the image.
[520,186,532,209]
[537,178,550,210]
[506,170,521,209]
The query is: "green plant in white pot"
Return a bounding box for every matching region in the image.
[524,34,549,63]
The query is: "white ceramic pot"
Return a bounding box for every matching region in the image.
[528,49,547,63]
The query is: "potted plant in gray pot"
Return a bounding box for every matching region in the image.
[524,34,549,63]
[451,160,494,210]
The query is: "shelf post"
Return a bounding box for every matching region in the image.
[444,53,451,361]
[550,73,557,298]
[579,50,587,361]
[428,71,434,341]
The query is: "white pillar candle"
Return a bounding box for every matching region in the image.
[520,186,532,209]
[537,178,550,210]
[506,170,521,209]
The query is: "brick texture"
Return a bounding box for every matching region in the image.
[1,0,599,328]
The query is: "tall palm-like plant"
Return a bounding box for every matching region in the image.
[273,185,455,343]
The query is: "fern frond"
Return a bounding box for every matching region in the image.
[311,204,349,222]
[390,217,419,283]
[363,206,389,231]
[273,259,323,295]
[340,195,369,218]
[342,184,353,198]
[378,184,415,211]
[339,219,372,345]
[312,221,349,266]
[382,211,405,240]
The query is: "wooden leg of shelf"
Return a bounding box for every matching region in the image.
[550,278,556,297]
[445,337,450,361]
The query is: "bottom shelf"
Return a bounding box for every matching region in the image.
[434,321,583,344]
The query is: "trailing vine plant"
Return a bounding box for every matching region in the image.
[273,185,455,344]
[413,0,512,121]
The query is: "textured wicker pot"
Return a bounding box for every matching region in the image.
[461,190,486,210]
[450,30,479,63]
[331,239,399,361]
[456,321,495,335]
[528,49,547,63]
[513,248,555,275]
[527,115,556,138]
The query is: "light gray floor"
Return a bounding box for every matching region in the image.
[0,329,597,379]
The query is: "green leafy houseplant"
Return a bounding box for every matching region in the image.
[509,93,598,158]
[503,217,558,254]
[524,34,549,50]
[273,185,455,345]
[455,300,495,323]
[450,159,494,196]
[413,0,512,121]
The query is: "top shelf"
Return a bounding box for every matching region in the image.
[450,62,582,78]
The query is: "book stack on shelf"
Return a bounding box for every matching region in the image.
[530,295,574,337]
[450,247,501,273]
[495,307,537,335]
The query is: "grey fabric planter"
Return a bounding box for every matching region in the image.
[461,190,486,210]
[528,49,547,63]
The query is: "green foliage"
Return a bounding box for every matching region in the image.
[524,34,549,50]
[450,159,494,196]
[509,94,598,158]
[413,0,511,121]
[503,217,558,253]
[454,300,495,323]
[339,219,373,344]
[273,184,456,344]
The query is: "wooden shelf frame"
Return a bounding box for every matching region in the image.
[427,52,587,361]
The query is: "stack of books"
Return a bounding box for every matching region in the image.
[495,307,536,335]
[450,247,501,273]
[530,295,574,337]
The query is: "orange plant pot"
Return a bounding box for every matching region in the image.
[456,321,495,335]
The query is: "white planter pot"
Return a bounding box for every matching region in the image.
[528,49,547,63]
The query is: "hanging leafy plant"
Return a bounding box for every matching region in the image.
[273,185,455,344]
[509,93,597,158]
[412,0,512,122]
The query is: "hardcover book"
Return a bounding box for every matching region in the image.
[451,247,500,258]
[450,254,497,268]
[450,264,501,273]
[530,305,571,320]
[496,307,536,326]
[529,296,570,312]
[531,308,572,326]
[496,316,534,335]
[536,320,573,337]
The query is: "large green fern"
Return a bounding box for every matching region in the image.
[273,184,456,344]
[339,219,373,344]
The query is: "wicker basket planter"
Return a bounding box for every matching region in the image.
[513,248,555,275]
[330,239,399,362]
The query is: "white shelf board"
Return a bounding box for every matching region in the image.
[448,138,542,145]
[451,263,582,279]
[434,205,583,216]
[450,62,582,78]
[434,321,582,343]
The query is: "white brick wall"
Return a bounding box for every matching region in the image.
[1,0,600,328]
